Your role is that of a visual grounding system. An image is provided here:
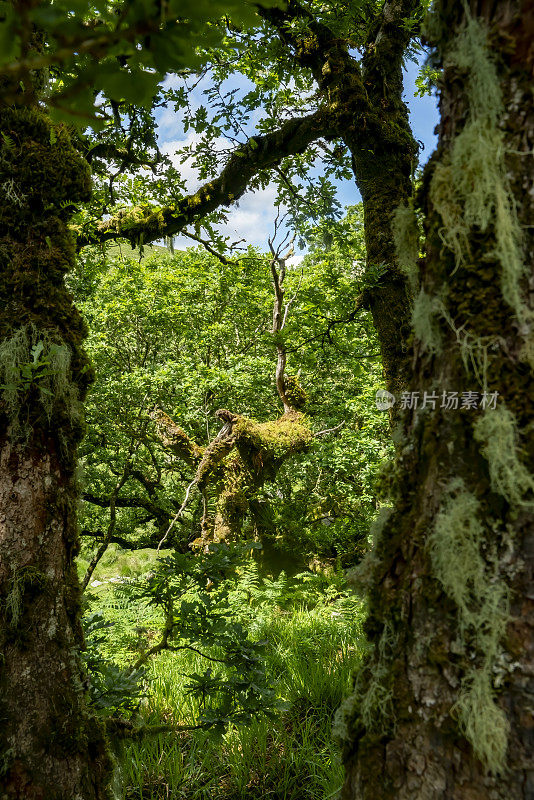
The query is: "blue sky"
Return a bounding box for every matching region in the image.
[155,58,439,254]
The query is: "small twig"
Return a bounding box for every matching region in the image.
[81,451,135,591]
[157,479,197,553]
[314,421,345,438]
[281,264,302,330]
[181,229,236,265]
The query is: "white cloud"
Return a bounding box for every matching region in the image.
[287,253,304,268]
[160,133,229,193]
[219,184,279,248]
[160,133,285,250]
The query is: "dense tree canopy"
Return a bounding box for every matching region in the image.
[0,1,533,799]
[74,210,389,574]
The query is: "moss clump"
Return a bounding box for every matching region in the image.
[0,103,94,459]
[428,479,510,772]
[429,16,530,325]
[474,405,534,508]
[235,412,313,462]
[0,106,91,234]
[283,374,308,410]
[391,201,419,293]
[195,436,234,488]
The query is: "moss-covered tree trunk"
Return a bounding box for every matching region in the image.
[338,1,534,796]
[346,10,419,399]
[0,104,112,797]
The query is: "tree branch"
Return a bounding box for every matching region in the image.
[362,0,423,93]
[149,408,203,467]
[82,459,133,591]
[76,108,340,250]
[107,718,212,740]
[256,0,364,93]
[314,421,345,437]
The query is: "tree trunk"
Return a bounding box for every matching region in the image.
[0,102,112,797]
[346,0,421,399]
[338,1,534,797]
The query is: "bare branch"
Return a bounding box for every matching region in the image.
[107,718,212,740]
[157,479,197,553]
[180,229,237,266]
[314,421,345,438]
[81,456,134,591]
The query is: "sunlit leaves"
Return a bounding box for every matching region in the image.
[0,0,284,124]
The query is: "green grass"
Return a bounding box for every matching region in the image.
[81,550,363,800]
[118,608,361,800]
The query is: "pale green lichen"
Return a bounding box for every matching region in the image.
[428,479,510,772]
[334,507,395,745]
[474,405,534,508]
[454,669,509,776]
[333,620,397,744]
[6,567,46,627]
[0,323,80,438]
[6,571,24,627]
[412,290,446,354]
[358,620,397,730]
[392,201,419,293]
[346,506,393,594]
[458,333,490,390]
[429,15,530,325]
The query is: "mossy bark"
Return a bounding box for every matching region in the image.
[0,104,112,797]
[340,2,534,797]
[346,5,420,398]
[152,408,313,550]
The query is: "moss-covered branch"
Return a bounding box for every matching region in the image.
[76,108,339,250]
[257,0,361,88]
[149,408,203,467]
[150,405,313,549]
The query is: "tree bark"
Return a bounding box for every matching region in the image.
[0,101,112,797]
[339,1,534,797]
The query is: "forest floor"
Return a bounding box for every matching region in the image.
[78,546,364,800]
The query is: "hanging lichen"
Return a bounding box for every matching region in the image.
[391,200,419,293]
[5,567,46,628]
[333,620,397,745]
[0,322,81,440]
[428,479,510,772]
[429,15,530,326]
[411,290,446,354]
[346,505,393,595]
[474,405,534,508]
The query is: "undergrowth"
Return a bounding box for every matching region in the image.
[81,550,364,800]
